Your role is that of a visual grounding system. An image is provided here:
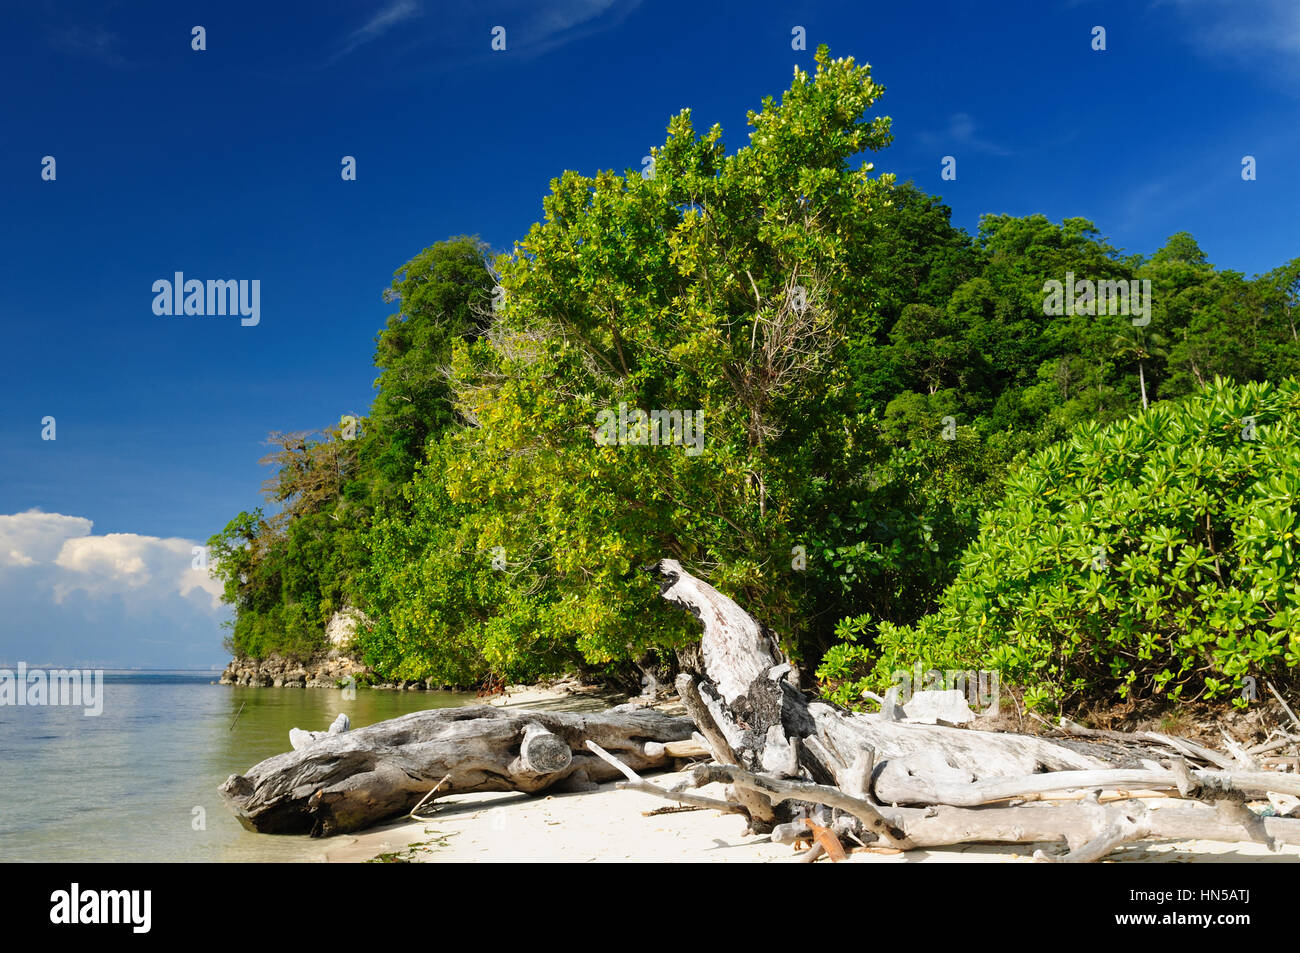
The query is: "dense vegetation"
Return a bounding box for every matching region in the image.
[819,378,1300,710]
[209,47,1300,707]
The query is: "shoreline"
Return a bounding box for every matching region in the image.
[301,682,1299,864]
[218,652,630,701]
[219,676,1300,863]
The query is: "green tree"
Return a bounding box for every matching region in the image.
[364,237,495,501]
[824,378,1300,711]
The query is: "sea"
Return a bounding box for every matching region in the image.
[0,673,473,862]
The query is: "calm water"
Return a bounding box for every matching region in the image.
[0,675,472,862]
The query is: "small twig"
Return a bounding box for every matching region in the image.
[408,773,453,821]
[642,805,707,817]
[229,702,246,732]
[1267,680,1300,734]
[1219,729,1258,770]
[1027,710,1056,732]
[586,741,747,815]
[1247,734,1298,756]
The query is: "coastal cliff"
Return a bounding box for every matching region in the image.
[219,650,369,688]
[221,606,377,689]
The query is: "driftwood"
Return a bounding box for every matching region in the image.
[217,553,1300,861]
[289,712,350,751]
[1051,717,1237,770]
[220,704,693,835]
[648,558,1300,860]
[586,741,746,815]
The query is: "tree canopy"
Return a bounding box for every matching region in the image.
[210,47,1300,708]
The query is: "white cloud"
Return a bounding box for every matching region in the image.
[56,534,153,586]
[320,0,642,71]
[1159,0,1300,68]
[512,0,644,59]
[0,510,223,611]
[0,511,94,568]
[331,0,423,62]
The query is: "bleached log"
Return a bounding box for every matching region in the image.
[656,558,784,705]
[650,558,1300,860]
[873,764,1300,807]
[901,689,975,725]
[843,749,875,800]
[642,738,711,759]
[510,722,573,776]
[220,705,692,835]
[289,712,351,751]
[1056,717,1235,770]
[1269,792,1300,817]
[881,800,1300,855]
[652,561,1140,798]
[675,672,778,829]
[1033,802,1151,863]
[667,676,743,763]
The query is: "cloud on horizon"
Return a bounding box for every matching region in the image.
[0,510,227,668]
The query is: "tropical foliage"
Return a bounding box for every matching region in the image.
[210,47,1300,708]
[819,379,1300,709]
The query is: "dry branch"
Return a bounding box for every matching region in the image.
[645,558,1300,862]
[585,740,746,815]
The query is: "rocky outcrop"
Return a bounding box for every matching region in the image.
[325,605,369,650]
[219,650,368,689]
[221,606,385,690]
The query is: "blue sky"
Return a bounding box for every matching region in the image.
[1,0,1297,668]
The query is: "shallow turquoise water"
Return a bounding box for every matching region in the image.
[0,675,472,862]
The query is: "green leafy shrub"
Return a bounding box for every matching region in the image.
[840,378,1300,710]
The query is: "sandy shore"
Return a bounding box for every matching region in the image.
[316,768,1299,863]
[268,681,1297,864]
[479,679,631,713]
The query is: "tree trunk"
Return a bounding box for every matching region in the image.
[648,559,1300,856]
[652,559,1142,802]
[219,704,693,836]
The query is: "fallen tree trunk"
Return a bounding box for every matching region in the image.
[649,558,1300,858]
[655,560,1153,822]
[219,704,693,835]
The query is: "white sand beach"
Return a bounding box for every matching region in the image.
[317,767,1300,864]
[210,680,1292,864]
